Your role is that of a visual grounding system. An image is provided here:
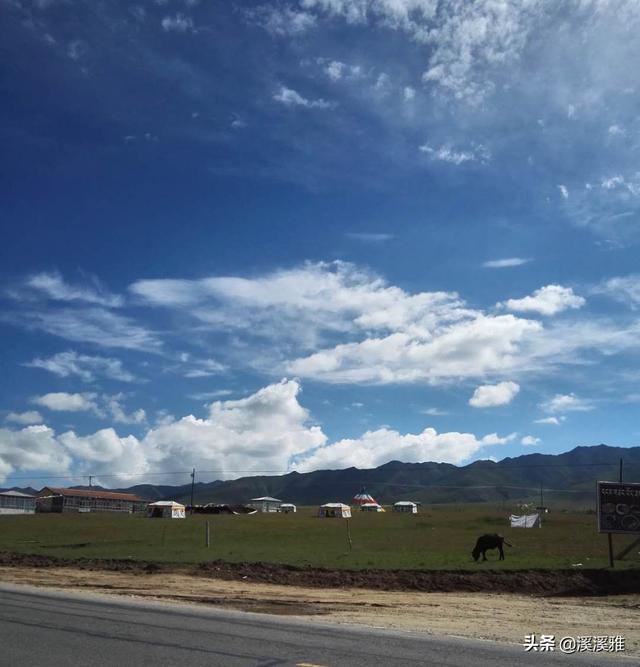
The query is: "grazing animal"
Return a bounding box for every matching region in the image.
[472,533,512,561]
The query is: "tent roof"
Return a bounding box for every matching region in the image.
[250,496,282,502]
[361,502,381,507]
[394,501,417,506]
[320,502,350,508]
[148,501,185,507]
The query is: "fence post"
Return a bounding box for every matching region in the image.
[205,520,210,548]
[346,518,352,552]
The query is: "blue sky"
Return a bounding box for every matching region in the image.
[2,0,640,488]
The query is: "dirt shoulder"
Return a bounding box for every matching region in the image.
[2,551,640,596]
[1,564,639,658]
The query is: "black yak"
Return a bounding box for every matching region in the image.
[472,533,512,561]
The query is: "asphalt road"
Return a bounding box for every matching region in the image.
[0,583,633,667]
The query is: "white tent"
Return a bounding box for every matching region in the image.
[318,503,351,518]
[510,513,540,528]
[393,501,418,514]
[280,503,297,513]
[249,496,282,513]
[352,487,378,506]
[146,501,186,519]
[360,502,384,512]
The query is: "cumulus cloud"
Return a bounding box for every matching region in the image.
[540,393,592,414]
[293,425,515,472]
[273,86,333,109]
[0,425,72,480]
[31,392,101,414]
[25,350,135,382]
[501,285,585,316]
[558,185,569,199]
[5,411,44,426]
[0,380,514,483]
[469,381,520,408]
[521,435,540,446]
[483,258,531,268]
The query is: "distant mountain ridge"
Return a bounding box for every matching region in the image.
[3,445,639,506]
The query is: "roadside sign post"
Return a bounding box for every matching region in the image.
[597,473,640,568]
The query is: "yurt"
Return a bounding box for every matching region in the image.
[146,501,186,519]
[351,487,378,506]
[318,503,351,518]
[393,501,418,514]
[360,502,385,512]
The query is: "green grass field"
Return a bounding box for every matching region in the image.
[1,505,639,570]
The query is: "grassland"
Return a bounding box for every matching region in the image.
[1,505,639,570]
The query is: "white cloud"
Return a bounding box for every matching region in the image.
[293,425,515,472]
[469,381,520,408]
[419,142,490,165]
[273,86,333,109]
[502,285,585,316]
[344,232,394,242]
[558,184,569,199]
[251,6,316,35]
[540,393,592,414]
[403,86,415,101]
[5,411,44,426]
[11,307,161,351]
[608,124,625,136]
[288,314,540,384]
[0,425,72,480]
[534,416,562,425]
[594,274,640,309]
[483,258,531,268]
[105,395,147,425]
[25,351,135,383]
[0,379,519,483]
[521,435,540,446]
[31,392,101,414]
[481,432,517,446]
[183,358,227,378]
[421,407,449,416]
[161,13,193,32]
[23,272,123,307]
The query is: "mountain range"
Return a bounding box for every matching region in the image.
[4,444,638,507]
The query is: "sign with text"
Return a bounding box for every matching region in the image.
[597,481,640,534]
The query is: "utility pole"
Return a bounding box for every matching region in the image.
[190,468,196,511]
[88,475,93,488]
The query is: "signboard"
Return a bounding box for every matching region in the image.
[597,481,640,534]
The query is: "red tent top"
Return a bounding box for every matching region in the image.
[351,487,378,505]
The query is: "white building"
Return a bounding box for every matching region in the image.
[393,501,418,514]
[249,496,283,513]
[0,490,36,515]
[146,501,186,519]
